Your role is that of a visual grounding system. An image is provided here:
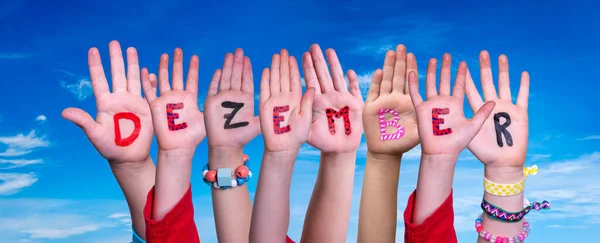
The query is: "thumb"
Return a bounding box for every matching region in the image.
[62,108,97,136]
[299,88,315,116]
[468,101,495,137]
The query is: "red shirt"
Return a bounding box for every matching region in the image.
[404,190,457,243]
[144,184,295,243]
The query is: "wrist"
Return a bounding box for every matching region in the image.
[421,153,459,170]
[366,151,402,163]
[209,146,244,168]
[264,149,299,161]
[321,151,356,167]
[158,148,195,162]
[109,156,154,174]
[484,166,524,183]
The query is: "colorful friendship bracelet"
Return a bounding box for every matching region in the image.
[483,165,539,197]
[481,198,551,223]
[475,214,530,243]
[202,154,252,189]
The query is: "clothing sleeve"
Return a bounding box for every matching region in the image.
[286,235,295,243]
[403,190,458,243]
[144,184,200,243]
[132,228,146,243]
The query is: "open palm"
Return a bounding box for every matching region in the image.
[142,48,205,151]
[408,54,496,157]
[465,51,529,167]
[259,49,314,152]
[303,44,364,153]
[62,41,153,165]
[204,49,260,148]
[363,45,419,155]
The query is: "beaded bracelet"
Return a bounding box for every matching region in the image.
[481,198,551,223]
[475,214,530,243]
[484,165,539,197]
[202,154,252,189]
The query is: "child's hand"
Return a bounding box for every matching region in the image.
[204,49,260,149]
[142,48,205,153]
[302,44,364,153]
[408,54,496,158]
[363,45,419,156]
[259,49,314,153]
[465,51,529,167]
[62,41,154,166]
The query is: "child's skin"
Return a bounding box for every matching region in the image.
[250,49,315,243]
[300,44,364,243]
[62,40,156,239]
[464,51,530,241]
[203,48,260,243]
[357,44,420,242]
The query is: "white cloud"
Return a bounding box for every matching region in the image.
[0,130,49,157]
[0,172,37,195]
[0,158,42,169]
[35,115,46,122]
[23,224,103,239]
[544,152,600,174]
[546,224,589,229]
[578,135,600,141]
[108,213,130,219]
[56,69,93,101]
[0,52,32,59]
[528,153,551,162]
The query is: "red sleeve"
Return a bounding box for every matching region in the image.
[144,184,200,243]
[286,235,295,243]
[404,190,457,243]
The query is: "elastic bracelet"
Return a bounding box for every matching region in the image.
[523,165,538,177]
[475,214,530,243]
[481,198,551,223]
[483,165,539,197]
[202,154,252,189]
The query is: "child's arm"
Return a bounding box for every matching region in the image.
[299,44,364,243]
[464,51,530,242]
[141,48,205,242]
[250,49,314,243]
[203,49,261,243]
[405,55,495,241]
[357,45,420,243]
[62,40,155,240]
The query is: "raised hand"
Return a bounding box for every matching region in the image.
[204,48,260,149]
[363,44,419,156]
[259,49,314,152]
[62,40,153,165]
[465,51,529,167]
[142,48,205,152]
[303,44,364,153]
[408,54,496,157]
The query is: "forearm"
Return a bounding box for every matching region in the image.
[110,157,156,239]
[210,147,252,243]
[153,149,194,221]
[250,150,297,243]
[301,152,356,243]
[357,152,401,243]
[477,166,524,243]
[413,154,457,224]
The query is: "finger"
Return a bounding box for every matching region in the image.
[310,44,334,92]
[242,56,254,94]
[439,53,451,96]
[231,48,244,91]
[207,69,221,97]
[149,73,158,94]
[158,54,171,94]
[219,53,234,91]
[366,69,383,103]
[479,51,498,101]
[141,68,157,103]
[469,101,496,137]
[279,49,290,92]
[109,41,127,93]
[405,53,418,95]
[126,47,141,96]
[498,54,512,101]
[270,53,281,94]
[380,50,395,94]
[302,52,321,94]
[347,69,362,100]
[260,68,270,104]
[171,48,184,90]
[516,71,530,110]
[289,56,301,96]
[392,45,407,93]
[452,61,467,100]
[465,68,484,112]
[325,48,347,92]
[185,55,199,93]
[425,58,438,98]
[62,108,97,137]
[300,88,315,116]
[408,71,423,107]
[88,48,110,97]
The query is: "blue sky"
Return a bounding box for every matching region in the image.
[1,0,599,242]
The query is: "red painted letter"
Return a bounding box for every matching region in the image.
[114,112,141,146]
[325,106,351,135]
[273,105,291,134]
[167,103,188,131]
[432,108,452,136]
